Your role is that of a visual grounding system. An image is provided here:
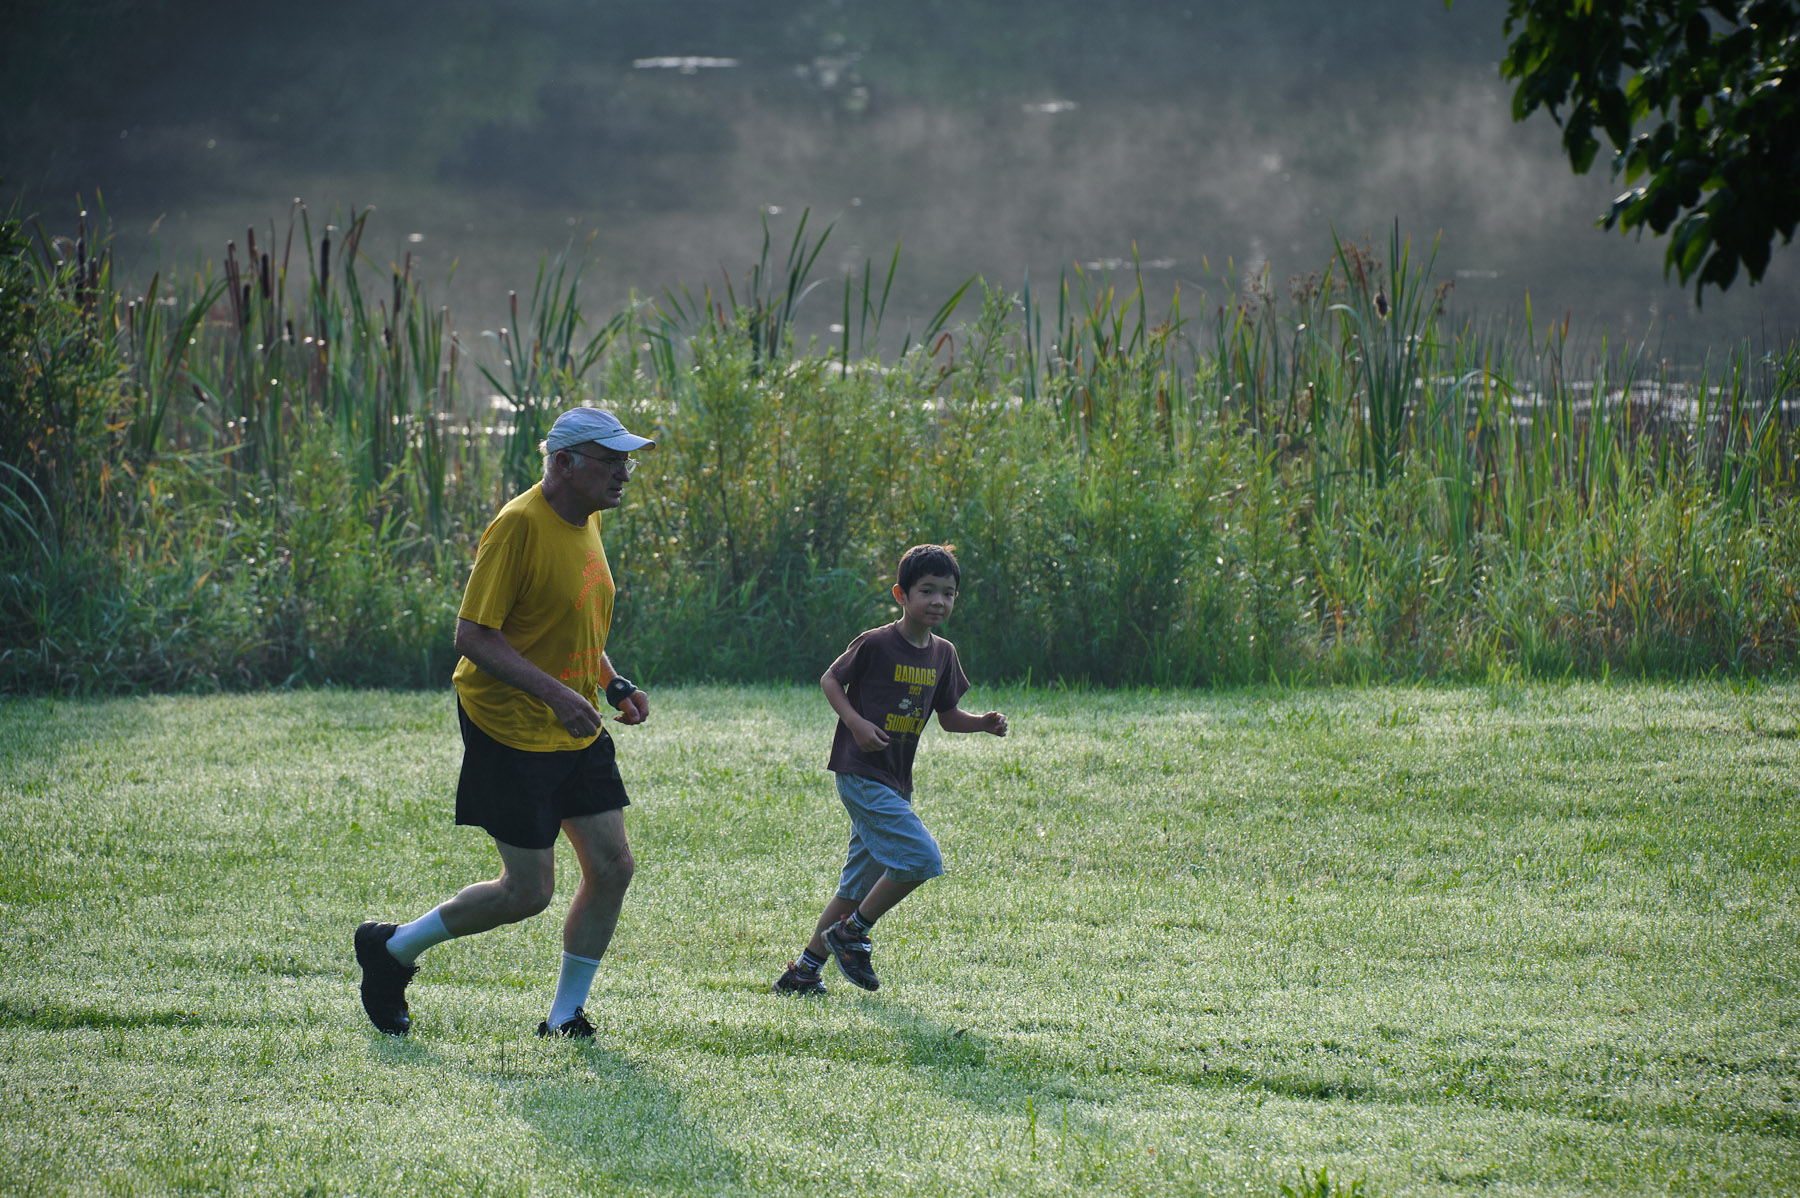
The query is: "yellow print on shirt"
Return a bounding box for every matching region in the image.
[885,712,926,735]
[893,664,937,686]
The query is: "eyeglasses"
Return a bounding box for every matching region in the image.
[565,447,638,476]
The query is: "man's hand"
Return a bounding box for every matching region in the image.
[979,710,1008,737]
[547,687,604,739]
[614,687,650,726]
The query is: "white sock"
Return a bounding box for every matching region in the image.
[546,951,603,1028]
[386,907,453,965]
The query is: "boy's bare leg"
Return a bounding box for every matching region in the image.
[804,896,858,955]
[804,876,922,954]
[854,875,923,923]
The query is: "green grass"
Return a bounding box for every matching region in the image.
[2,682,1797,1196]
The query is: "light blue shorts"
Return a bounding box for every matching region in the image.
[834,773,945,901]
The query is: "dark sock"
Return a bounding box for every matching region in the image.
[796,947,827,976]
[847,908,877,936]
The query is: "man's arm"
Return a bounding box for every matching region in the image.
[937,706,1007,736]
[821,671,890,752]
[455,618,603,738]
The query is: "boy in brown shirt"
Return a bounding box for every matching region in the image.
[775,544,1008,995]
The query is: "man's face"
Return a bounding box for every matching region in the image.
[564,443,636,510]
[894,573,958,629]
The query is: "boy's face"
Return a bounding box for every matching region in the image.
[893,573,958,630]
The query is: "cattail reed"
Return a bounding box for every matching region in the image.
[12,200,1800,691]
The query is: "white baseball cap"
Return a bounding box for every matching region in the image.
[544,407,656,453]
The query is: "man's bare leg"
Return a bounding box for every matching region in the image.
[541,810,635,1032]
[560,809,635,959]
[437,839,558,936]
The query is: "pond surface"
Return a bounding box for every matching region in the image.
[5,0,1795,363]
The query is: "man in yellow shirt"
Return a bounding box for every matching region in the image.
[355,407,654,1038]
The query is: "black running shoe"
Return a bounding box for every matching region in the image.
[537,1007,596,1038]
[773,962,828,996]
[824,919,879,991]
[354,921,419,1036]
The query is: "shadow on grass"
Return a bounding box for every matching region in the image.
[0,997,228,1031]
[863,1003,1800,1141]
[797,998,1154,1181]
[858,1002,1095,1100]
[409,1034,748,1191]
[652,990,1123,1154]
[349,1020,745,1188]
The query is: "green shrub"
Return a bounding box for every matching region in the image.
[3,202,1797,693]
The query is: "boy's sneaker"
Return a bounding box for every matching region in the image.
[537,1007,596,1039]
[824,919,880,991]
[773,962,828,996]
[354,921,419,1036]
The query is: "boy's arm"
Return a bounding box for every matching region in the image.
[822,672,891,752]
[937,705,1008,736]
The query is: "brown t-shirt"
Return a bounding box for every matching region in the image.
[825,623,970,795]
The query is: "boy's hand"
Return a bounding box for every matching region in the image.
[981,710,1008,737]
[851,716,891,753]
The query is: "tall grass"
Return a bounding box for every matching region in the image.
[1,201,475,689]
[2,199,1796,693]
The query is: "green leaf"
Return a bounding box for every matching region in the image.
[1494,0,1800,297]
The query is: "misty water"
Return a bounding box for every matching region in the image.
[6,0,1796,366]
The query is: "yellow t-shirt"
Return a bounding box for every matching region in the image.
[452,484,614,751]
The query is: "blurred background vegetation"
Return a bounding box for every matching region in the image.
[3,199,1795,692]
[4,1,1796,692]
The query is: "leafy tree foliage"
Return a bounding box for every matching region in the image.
[1490,0,1799,299]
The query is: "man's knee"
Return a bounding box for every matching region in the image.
[599,845,636,892]
[498,870,557,919]
[567,813,635,893]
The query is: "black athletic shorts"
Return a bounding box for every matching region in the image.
[455,702,630,850]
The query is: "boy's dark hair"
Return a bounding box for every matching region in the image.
[897,543,961,591]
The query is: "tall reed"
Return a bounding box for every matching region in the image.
[3,199,1796,693]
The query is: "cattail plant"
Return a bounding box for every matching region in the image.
[6,200,1799,692]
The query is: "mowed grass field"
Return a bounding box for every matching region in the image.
[0,681,1796,1197]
